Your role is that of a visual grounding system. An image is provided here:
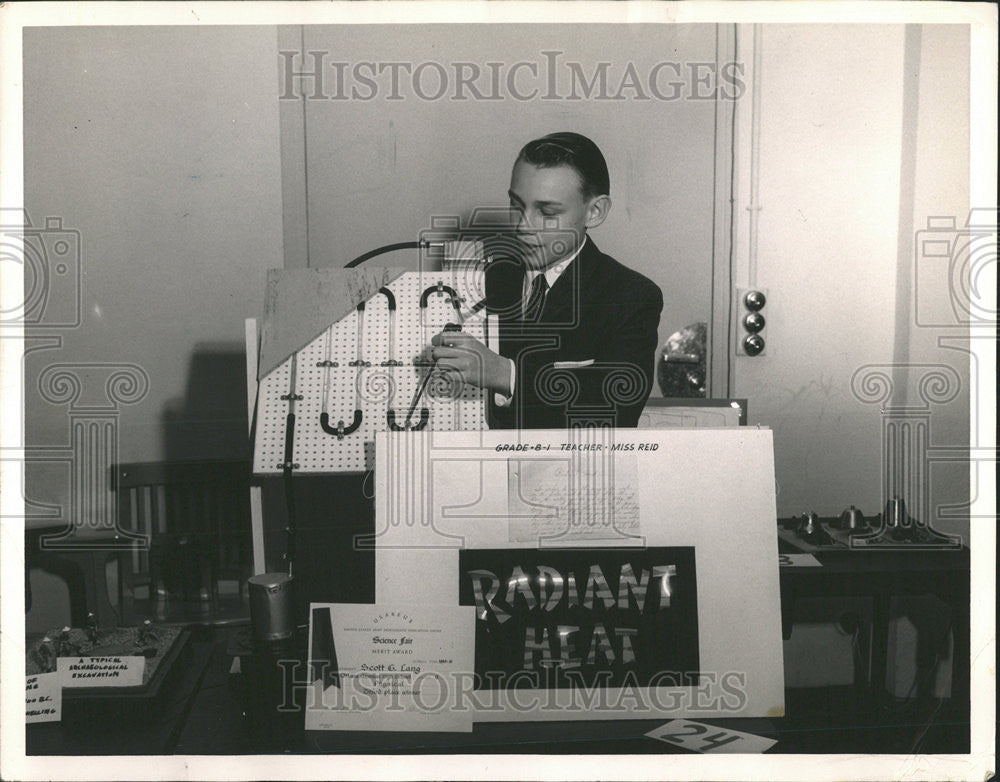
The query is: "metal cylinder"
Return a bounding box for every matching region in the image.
[248,573,295,642]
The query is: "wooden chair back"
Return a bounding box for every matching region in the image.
[115,459,253,622]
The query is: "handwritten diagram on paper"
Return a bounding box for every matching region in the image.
[507,454,641,544]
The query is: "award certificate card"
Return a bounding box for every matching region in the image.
[305,603,476,733]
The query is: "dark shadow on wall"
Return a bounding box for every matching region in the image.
[161,342,251,463]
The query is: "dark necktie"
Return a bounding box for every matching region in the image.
[523,273,549,321]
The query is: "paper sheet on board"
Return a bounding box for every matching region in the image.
[507,454,641,544]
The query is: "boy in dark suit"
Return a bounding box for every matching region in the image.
[431,132,663,429]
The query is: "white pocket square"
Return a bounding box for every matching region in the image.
[552,359,595,368]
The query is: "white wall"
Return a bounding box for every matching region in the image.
[23,26,285,521]
[733,24,971,698]
[731,24,970,534]
[281,24,724,375]
[904,24,971,542]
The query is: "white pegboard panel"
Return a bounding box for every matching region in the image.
[253,270,496,475]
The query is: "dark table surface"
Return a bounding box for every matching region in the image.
[28,535,971,757]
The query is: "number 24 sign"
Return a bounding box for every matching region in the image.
[646,719,777,754]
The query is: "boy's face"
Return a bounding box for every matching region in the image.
[508,160,608,270]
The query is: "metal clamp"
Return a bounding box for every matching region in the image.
[419,282,462,312]
[280,393,303,401]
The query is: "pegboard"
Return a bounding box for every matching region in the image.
[253,269,497,474]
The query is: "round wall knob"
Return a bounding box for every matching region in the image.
[743,312,766,333]
[743,334,765,356]
[744,290,766,311]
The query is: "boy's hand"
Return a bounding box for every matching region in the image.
[430,330,510,394]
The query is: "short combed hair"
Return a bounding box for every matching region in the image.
[516,132,610,199]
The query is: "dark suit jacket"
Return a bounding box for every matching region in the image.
[486,238,663,430]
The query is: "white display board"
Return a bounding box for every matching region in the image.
[373,427,784,722]
[253,269,497,474]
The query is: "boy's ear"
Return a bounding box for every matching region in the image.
[585,194,612,229]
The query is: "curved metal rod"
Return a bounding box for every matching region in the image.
[348,302,370,367]
[378,287,396,310]
[345,241,422,268]
[386,408,430,431]
[459,296,488,321]
[420,283,463,337]
[320,409,363,440]
[419,282,461,311]
[377,288,401,367]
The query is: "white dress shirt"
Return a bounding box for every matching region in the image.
[494,237,588,406]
